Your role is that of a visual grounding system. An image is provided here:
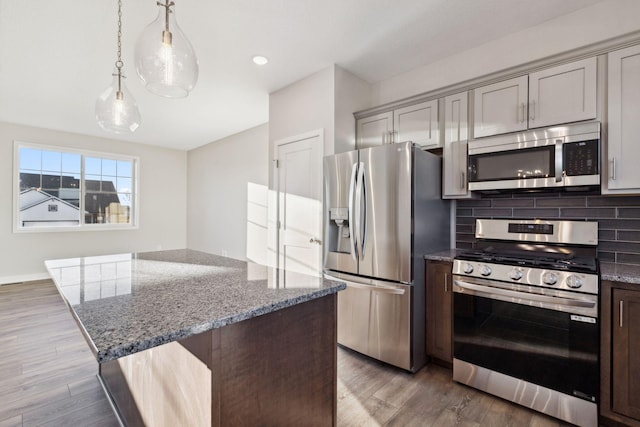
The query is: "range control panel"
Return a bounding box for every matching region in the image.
[452,259,599,295]
[507,223,553,235]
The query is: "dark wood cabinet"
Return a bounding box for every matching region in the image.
[612,288,640,420]
[601,281,640,427]
[425,260,453,365]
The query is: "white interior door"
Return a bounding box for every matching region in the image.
[275,130,323,284]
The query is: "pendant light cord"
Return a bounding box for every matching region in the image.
[115,0,124,94]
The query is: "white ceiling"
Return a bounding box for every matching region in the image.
[0,0,602,151]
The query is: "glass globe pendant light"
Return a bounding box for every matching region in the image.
[95,0,141,133]
[134,0,199,98]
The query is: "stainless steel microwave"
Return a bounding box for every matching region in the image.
[467,121,600,192]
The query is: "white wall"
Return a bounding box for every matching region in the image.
[186,123,269,263]
[269,64,371,175]
[334,67,372,154]
[0,122,187,284]
[371,0,640,105]
[269,66,335,159]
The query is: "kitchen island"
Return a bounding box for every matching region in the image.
[45,249,345,427]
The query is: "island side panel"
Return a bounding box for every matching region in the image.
[99,293,337,427]
[219,293,337,427]
[100,332,214,427]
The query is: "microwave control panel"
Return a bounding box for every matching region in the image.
[564,139,598,176]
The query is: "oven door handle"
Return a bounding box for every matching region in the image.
[453,279,596,308]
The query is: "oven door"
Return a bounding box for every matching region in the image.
[452,276,599,403]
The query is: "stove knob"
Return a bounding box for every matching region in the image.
[509,269,523,281]
[542,272,558,285]
[480,265,492,277]
[566,275,583,289]
[462,263,474,274]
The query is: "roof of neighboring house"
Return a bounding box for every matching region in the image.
[20,188,80,212]
[19,172,122,212]
[20,173,116,193]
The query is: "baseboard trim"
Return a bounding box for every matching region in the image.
[0,273,50,286]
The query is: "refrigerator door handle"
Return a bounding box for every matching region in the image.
[355,162,366,259]
[348,162,358,261]
[340,280,406,295]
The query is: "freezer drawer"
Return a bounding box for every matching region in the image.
[331,274,412,371]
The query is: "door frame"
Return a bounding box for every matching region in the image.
[273,129,324,273]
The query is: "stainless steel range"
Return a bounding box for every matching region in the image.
[452,219,599,427]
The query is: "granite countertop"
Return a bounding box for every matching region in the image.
[600,262,640,285]
[424,249,461,262]
[45,249,346,363]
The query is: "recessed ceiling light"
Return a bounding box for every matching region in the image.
[252,55,269,66]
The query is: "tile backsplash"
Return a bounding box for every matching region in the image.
[455,191,640,266]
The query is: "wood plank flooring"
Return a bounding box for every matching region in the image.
[0,281,118,427]
[337,348,573,427]
[1,280,574,426]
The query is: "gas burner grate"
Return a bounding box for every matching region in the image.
[457,250,598,273]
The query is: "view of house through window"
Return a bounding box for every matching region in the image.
[17,145,136,229]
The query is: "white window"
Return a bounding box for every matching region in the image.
[14,142,139,232]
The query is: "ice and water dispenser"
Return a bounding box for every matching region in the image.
[326,207,352,255]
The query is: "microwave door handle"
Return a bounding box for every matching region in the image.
[555,139,563,183]
[348,163,358,261]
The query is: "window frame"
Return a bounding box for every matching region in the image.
[13,141,140,233]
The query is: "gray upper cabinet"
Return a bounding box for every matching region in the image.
[393,100,439,149]
[604,44,640,194]
[356,100,440,149]
[528,58,597,128]
[473,57,597,138]
[442,92,472,199]
[473,75,528,138]
[356,111,393,149]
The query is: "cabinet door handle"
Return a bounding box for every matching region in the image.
[385,130,393,144]
[620,300,624,327]
[529,100,536,121]
[610,158,616,181]
[460,172,465,189]
[444,273,449,292]
[518,103,524,123]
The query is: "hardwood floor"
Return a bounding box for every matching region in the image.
[337,348,572,427]
[1,280,573,426]
[0,281,118,427]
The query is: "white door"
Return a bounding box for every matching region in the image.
[473,75,528,138]
[393,99,440,149]
[275,130,324,284]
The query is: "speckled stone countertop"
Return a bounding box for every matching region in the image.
[600,262,640,285]
[424,249,460,262]
[45,249,346,363]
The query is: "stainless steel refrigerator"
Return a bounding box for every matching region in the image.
[323,141,450,372]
